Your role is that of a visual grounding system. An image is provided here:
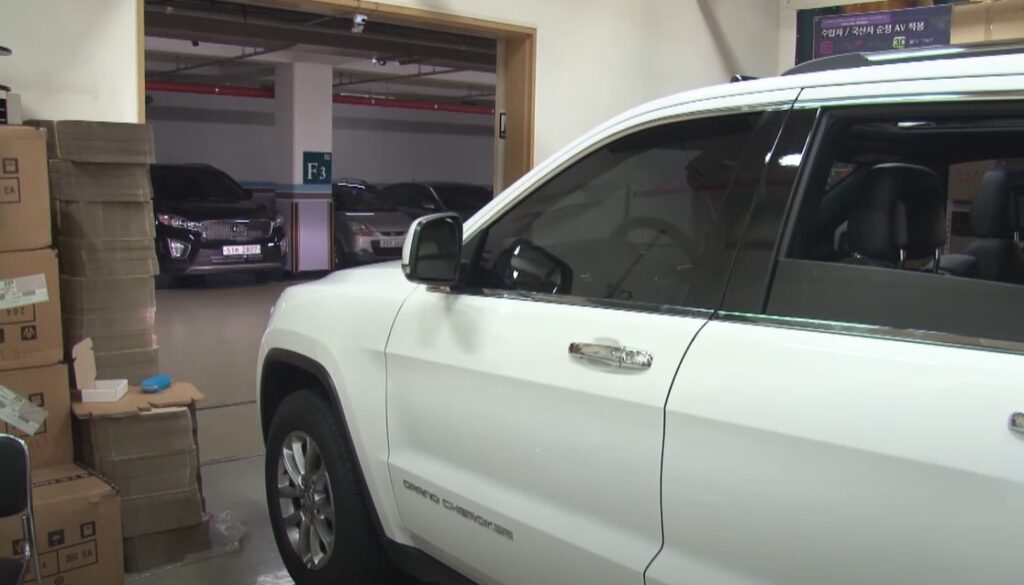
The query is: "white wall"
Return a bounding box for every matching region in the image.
[376,0,781,163]
[146,91,494,186]
[0,0,140,122]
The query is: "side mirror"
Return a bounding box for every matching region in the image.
[402,213,463,285]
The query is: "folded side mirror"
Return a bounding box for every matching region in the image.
[402,212,463,285]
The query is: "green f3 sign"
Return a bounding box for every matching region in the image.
[302,151,332,185]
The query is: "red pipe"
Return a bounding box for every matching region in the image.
[145,81,494,116]
[146,80,273,98]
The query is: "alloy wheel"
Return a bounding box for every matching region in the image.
[277,430,336,569]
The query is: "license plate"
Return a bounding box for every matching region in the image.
[223,245,261,256]
[379,238,404,249]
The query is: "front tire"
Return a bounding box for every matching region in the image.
[265,391,399,584]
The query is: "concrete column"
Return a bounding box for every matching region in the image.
[274,61,334,272]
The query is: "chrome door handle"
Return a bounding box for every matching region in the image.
[1011,412,1024,435]
[568,342,653,370]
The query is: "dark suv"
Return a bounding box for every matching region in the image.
[151,164,286,280]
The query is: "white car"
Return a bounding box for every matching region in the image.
[258,43,1024,585]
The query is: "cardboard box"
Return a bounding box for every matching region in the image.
[0,464,123,585]
[64,309,156,354]
[57,237,159,278]
[123,519,211,574]
[60,275,155,314]
[0,249,63,370]
[79,405,196,460]
[122,486,203,539]
[0,363,72,467]
[952,0,1024,44]
[93,346,160,384]
[55,200,155,240]
[0,126,51,252]
[48,161,152,202]
[70,338,128,404]
[948,159,996,203]
[27,120,155,164]
[92,448,198,499]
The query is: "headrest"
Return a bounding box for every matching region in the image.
[847,163,946,263]
[971,167,1024,238]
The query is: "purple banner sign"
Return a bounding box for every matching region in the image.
[813,5,952,60]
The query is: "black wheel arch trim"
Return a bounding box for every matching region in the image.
[260,348,479,585]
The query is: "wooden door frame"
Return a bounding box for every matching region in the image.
[137,0,537,190]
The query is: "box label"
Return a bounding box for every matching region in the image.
[0,177,18,203]
[0,384,48,435]
[0,273,48,310]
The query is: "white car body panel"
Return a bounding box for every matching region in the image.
[258,261,417,542]
[386,288,705,585]
[256,49,1024,584]
[648,321,1024,585]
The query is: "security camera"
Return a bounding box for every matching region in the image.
[352,13,367,33]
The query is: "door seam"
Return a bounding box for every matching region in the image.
[641,317,712,585]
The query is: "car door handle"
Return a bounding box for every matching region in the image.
[568,342,653,370]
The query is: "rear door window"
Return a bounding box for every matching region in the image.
[765,103,1024,345]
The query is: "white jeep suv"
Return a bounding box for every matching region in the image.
[258,44,1024,585]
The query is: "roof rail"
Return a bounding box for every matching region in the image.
[783,40,1024,76]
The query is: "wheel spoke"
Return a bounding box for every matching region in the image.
[311,467,328,492]
[282,508,302,527]
[307,517,321,565]
[298,514,312,564]
[291,436,307,476]
[279,484,302,499]
[282,451,303,488]
[313,514,333,542]
[305,439,319,474]
[318,500,334,521]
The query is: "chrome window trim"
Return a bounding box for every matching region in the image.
[796,89,1024,110]
[426,285,714,320]
[717,311,1024,357]
[462,94,796,241]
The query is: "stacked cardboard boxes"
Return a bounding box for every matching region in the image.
[31,121,160,384]
[73,383,207,573]
[0,124,124,584]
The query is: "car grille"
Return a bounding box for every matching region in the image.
[201,220,273,242]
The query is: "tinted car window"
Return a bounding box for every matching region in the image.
[386,184,438,211]
[432,185,491,212]
[769,104,1024,345]
[151,167,248,202]
[334,183,397,212]
[465,113,767,309]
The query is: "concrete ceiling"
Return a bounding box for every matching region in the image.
[144,0,496,105]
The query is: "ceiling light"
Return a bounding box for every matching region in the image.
[352,13,367,33]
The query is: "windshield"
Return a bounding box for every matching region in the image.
[334,183,397,212]
[432,184,491,212]
[151,167,250,202]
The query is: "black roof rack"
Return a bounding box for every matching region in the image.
[783,40,1024,76]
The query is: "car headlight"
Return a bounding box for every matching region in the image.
[274,214,285,228]
[157,214,203,232]
[347,220,377,237]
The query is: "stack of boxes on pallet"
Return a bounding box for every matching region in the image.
[0,125,124,584]
[33,121,160,384]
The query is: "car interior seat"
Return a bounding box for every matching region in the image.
[843,163,946,270]
[964,167,1024,284]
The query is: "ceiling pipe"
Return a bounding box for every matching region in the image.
[145,80,494,116]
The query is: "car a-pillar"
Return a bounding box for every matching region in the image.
[274,61,334,275]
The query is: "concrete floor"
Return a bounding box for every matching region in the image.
[155,275,292,463]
